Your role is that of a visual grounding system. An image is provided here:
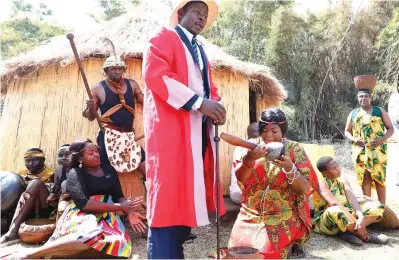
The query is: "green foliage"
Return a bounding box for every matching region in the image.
[1,18,66,59]
[377,7,399,85]
[89,0,142,22]
[203,0,293,63]
[1,0,66,59]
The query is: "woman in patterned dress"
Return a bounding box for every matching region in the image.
[16,139,146,259]
[228,108,318,259]
[344,89,394,204]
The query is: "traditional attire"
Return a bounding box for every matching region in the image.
[18,166,54,184]
[228,139,318,259]
[48,165,131,258]
[143,26,225,228]
[143,0,224,256]
[350,106,388,188]
[312,176,384,235]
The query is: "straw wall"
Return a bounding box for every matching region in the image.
[256,95,281,119]
[0,59,250,195]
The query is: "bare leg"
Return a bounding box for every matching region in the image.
[362,170,372,197]
[17,234,106,259]
[0,180,49,242]
[375,183,386,204]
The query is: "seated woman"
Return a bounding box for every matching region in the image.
[0,148,55,244]
[46,144,71,207]
[15,139,146,259]
[228,108,318,259]
[313,156,388,245]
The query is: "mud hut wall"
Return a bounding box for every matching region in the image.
[0,60,250,195]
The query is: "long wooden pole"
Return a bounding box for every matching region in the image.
[66,33,104,133]
[214,125,221,260]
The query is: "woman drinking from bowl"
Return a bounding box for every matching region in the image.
[228,108,318,259]
[15,139,146,259]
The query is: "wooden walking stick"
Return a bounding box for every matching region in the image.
[66,33,104,133]
[214,124,221,260]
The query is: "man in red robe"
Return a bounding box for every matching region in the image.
[143,0,226,258]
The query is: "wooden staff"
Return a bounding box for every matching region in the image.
[214,125,221,260]
[66,33,104,133]
[220,132,257,150]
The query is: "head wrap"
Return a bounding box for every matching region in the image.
[57,145,70,155]
[24,151,45,158]
[357,89,371,95]
[102,56,127,71]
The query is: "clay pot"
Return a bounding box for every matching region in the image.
[224,247,262,259]
[18,218,56,244]
[1,171,26,215]
[354,75,376,90]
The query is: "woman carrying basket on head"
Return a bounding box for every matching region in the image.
[344,75,394,204]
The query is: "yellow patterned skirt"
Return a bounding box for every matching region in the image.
[313,196,384,236]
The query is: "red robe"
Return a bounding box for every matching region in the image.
[142,26,226,227]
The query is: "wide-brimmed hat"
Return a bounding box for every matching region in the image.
[102,56,127,70]
[169,0,219,31]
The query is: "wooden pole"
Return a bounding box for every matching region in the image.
[66,33,104,133]
[214,125,221,260]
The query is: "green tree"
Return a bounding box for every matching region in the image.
[203,0,293,63]
[1,0,66,59]
[89,0,142,22]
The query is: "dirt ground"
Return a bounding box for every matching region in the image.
[2,143,399,259]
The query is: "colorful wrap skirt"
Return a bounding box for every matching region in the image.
[47,195,131,257]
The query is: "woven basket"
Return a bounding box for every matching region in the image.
[354,75,376,90]
[18,218,56,244]
[378,205,399,229]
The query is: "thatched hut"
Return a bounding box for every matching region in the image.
[0,0,286,196]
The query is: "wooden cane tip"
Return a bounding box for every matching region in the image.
[66,33,74,40]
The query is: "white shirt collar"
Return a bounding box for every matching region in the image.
[177,24,195,43]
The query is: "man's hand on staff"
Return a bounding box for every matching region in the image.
[199,99,226,125]
[86,99,98,110]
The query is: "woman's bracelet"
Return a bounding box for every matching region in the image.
[283,164,301,184]
[282,163,296,174]
[242,156,255,168]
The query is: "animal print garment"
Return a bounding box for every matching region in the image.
[104,128,141,172]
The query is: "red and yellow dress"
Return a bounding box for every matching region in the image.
[228,139,318,259]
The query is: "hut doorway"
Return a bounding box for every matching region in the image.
[249,89,257,123]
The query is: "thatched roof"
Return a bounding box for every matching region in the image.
[0,0,286,102]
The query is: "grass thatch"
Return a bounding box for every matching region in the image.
[0,0,286,103]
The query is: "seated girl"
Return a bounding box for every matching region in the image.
[313,156,388,245]
[228,108,318,259]
[15,139,146,259]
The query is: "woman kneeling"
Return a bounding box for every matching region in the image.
[17,139,146,259]
[228,108,318,259]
